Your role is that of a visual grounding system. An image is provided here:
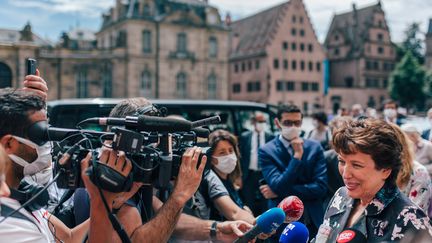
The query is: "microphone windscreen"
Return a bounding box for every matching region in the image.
[256,207,286,233]
[336,228,367,243]
[278,195,304,223]
[279,222,309,243]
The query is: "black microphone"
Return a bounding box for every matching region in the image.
[191,115,221,128]
[78,115,192,132]
[336,228,367,243]
[28,121,113,145]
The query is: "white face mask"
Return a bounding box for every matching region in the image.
[8,136,52,176]
[25,166,53,186]
[255,123,266,132]
[383,108,397,119]
[281,126,301,141]
[213,153,237,174]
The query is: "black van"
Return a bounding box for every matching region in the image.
[47,99,278,136]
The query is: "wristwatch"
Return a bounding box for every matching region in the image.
[210,221,219,238]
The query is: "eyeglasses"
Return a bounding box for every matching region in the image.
[280,120,302,127]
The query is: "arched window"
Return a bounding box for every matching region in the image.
[207,74,217,99]
[209,37,217,58]
[140,70,152,98]
[176,72,187,98]
[0,62,12,88]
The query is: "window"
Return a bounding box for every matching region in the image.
[102,65,112,98]
[0,62,12,88]
[301,82,309,91]
[142,30,152,53]
[292,60,297,70]
[283,59,288,69]
[247,82,253,92]
[300,29,305,37]
[207,74,217,99]
[277,81,284,91]
[286,81,295,91]
[176,72,187,98]
[247,81,260,92]
[291,28,297,36]
[366,60,372,70]
[143,4,151,16]
[209,36,218,58]
[373,61,379,70]
[308,61,313,71]
[300,61,305,71]
[300,43,305,51]
[232,83,241,93]
[378,20,383,27]
[334,48,340,56]
[283,42,288,50]
[334,35,339,41]
[299,16,304,24]
[378,46,384,54]
[311,82,319,91]
[303,101,308,114]
[241,62,246,72]
[248,61,252,71]
[140,70,152,97]
[177,33,187,52]
[292,15,296,23]
[344,77,353,87]
[255,81,261,91]
[308,44,313,52]
[316,62,321,72]
[76,67,88,98]
[291,42,297,51]
[377,33,383,42]
[383,79,388,88]
[255,60,260,69]
[234,63,239,73]
[273,59,279,69]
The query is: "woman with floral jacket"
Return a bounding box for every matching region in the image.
[313,119,432,242]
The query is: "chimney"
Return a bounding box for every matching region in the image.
[225,12,232,26]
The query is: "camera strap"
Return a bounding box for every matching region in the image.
[89,163,133,193]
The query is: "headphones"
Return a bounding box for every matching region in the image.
[10,180,49,211]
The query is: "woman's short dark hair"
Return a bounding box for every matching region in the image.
[312,112,328,125]
[208,129,242,185]
[332,118,402,185]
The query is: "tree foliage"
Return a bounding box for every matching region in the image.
[389,51,428,109]
[396,23,424,64]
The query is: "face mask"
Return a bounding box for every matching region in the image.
[25,166,53,186]
[213,153,237,174]
[255,123,266,132]
[8,136,52,176]
[281,126,301,141]
[383,109,397,119]
[312,120,319,128]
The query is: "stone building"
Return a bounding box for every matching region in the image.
[324,2,396,113]
[0,0,229,100]
[228,0,326,114]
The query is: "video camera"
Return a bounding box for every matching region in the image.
[28,114,220,192]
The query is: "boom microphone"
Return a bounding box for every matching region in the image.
[279,222,309,243]
[234,207,285,243]
[336,228,367,243]
[278,196,304,223]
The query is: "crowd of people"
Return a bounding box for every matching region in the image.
[1,72,432,243]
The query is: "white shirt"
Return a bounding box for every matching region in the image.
[249,130,265,171]
[0,197,55,243]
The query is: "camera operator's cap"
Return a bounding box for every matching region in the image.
[400,124,420,134]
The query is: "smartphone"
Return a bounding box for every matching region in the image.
[259,178,267,186]
[26,58,37,75]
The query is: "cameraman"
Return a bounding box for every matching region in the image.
[0,89,90,242]
[74,97,253,242]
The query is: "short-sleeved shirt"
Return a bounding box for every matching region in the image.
[0,197,54,243]
[182,170,229,220]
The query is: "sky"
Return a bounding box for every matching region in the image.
[0,0,431,44]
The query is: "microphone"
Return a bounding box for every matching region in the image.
[234,207,285,243]
[279,222,309,243]
[191,115,221,128]
[28,121,113,145]
[278,196,304,223]
[336,228,367,243]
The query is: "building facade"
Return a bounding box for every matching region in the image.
[228,0,325,114]
[324,2,396,113]
[0,0,229,100]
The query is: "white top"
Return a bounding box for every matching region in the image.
[249,130,265,171]
[0,197,54,243]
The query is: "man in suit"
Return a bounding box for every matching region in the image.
[239,113,274,216]
[422,108,432,142]
[259,105,327,238]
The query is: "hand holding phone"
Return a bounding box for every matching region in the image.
[23,58,48,101]
[26,58,37,75]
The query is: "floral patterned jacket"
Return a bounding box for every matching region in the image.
[400,161,432,213]
[313,182,432,242]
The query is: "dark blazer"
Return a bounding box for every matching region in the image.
[259,137,328,228]
[422,128,431,141]
[239,130,274,180]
